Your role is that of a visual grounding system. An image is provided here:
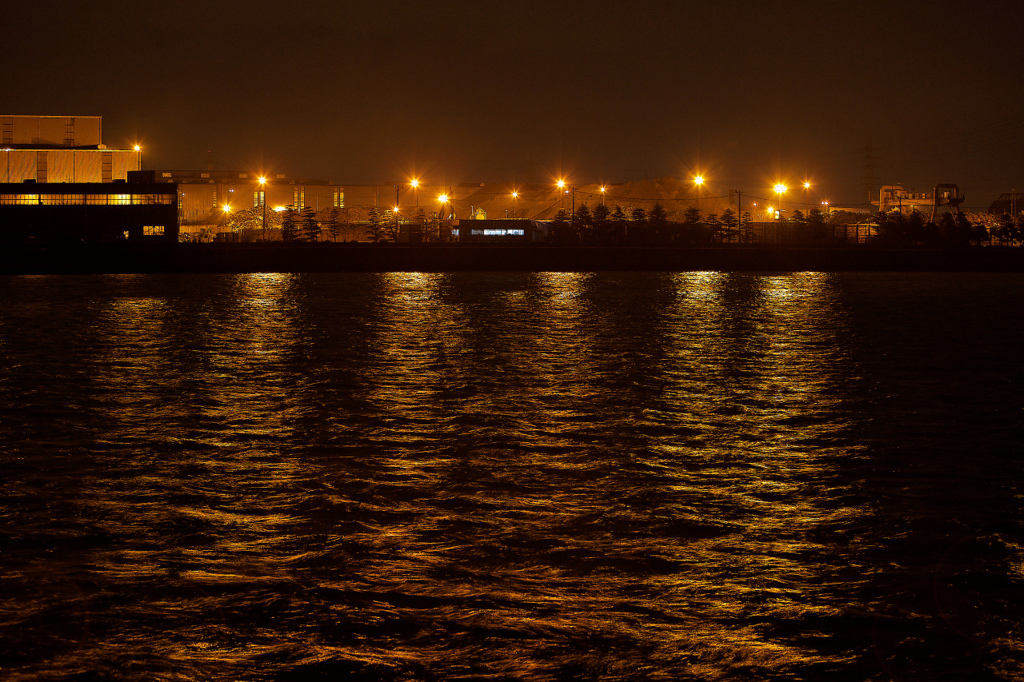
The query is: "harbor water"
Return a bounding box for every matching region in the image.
[1,272,1022,680]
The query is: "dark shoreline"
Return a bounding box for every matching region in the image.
[2,243,1023,274]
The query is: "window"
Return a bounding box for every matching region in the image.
[86,194,108,205]
[40,194,85,205]
[334,189,344,208]
[108,194,131,205]
[162,172,172,178]
[0,194,39,205]
[143,225,165,236]
[131,194,175,205]
[254,190,264,208]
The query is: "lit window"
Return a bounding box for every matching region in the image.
[143,225,165,236]
[41,194,85,205]
[86,195,107,205]
[109,194,131,205]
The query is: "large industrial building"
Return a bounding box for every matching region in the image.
[150,169,342,226]
[1,115,140,183]
[0,174,178,244]
[0,116,175,244]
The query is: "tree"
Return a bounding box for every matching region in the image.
[720,207,738,243]
[384,210,400,242]
[301,206,320,242]
[937,212,958,247]
[366,207,385,243]
[994,213,1014,245]
[550,209,571,244]
[225,208,262,234]
[610,205,627,222]
[970,217,990,246]
[630,206,647,223]
[281,208,300,242]
[682,206,701,226]
[648,202,668,240]
[704,213,721,243]
[806,208,827,244]
[325,208,341,242]
[906,210,925,245]
[573,202,592,227]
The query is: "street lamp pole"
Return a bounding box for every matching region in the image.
[774,184,787,220]
[134,145,142,171]
[259,176,267,240]
[394,184,402,237]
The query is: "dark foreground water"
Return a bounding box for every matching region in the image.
[1,272,1022,681]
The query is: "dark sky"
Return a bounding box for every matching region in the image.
[4,0,1022,207]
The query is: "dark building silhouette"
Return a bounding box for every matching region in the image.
[0,174,178,244]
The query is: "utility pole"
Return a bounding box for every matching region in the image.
[735,189,743,242]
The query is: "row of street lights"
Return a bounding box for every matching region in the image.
[219,171,830,234]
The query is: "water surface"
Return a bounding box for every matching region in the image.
[1,272,1022,680]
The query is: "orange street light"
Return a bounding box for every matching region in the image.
[774,184,787,220]
[133,144,142,171]
[258,176,268,239]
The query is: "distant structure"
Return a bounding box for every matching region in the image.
[873,183,964,220]
[988,191,1021,216]
[0,173,178,244]
[1,115,140,183]
[149,169,341,239]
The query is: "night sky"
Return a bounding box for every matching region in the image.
[4,0,1022,207]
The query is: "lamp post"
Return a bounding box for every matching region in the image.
[803,181,811,215]
[511,190,518,219]
[258,176,267,240]
[774,183,787,220]
[556,179,575,221]
[410,178,419,207]
[134,145,142,171]
[600,186,606,206]
[438,193,449,240]
[694,175,705,214]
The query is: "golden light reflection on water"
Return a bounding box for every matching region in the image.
[81,273,316,625]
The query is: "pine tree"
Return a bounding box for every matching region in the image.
[325,208,341,242]
[720,207,739,242]
[366,207,384,243]
[301,207,320,242]
[281,208,299,242]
